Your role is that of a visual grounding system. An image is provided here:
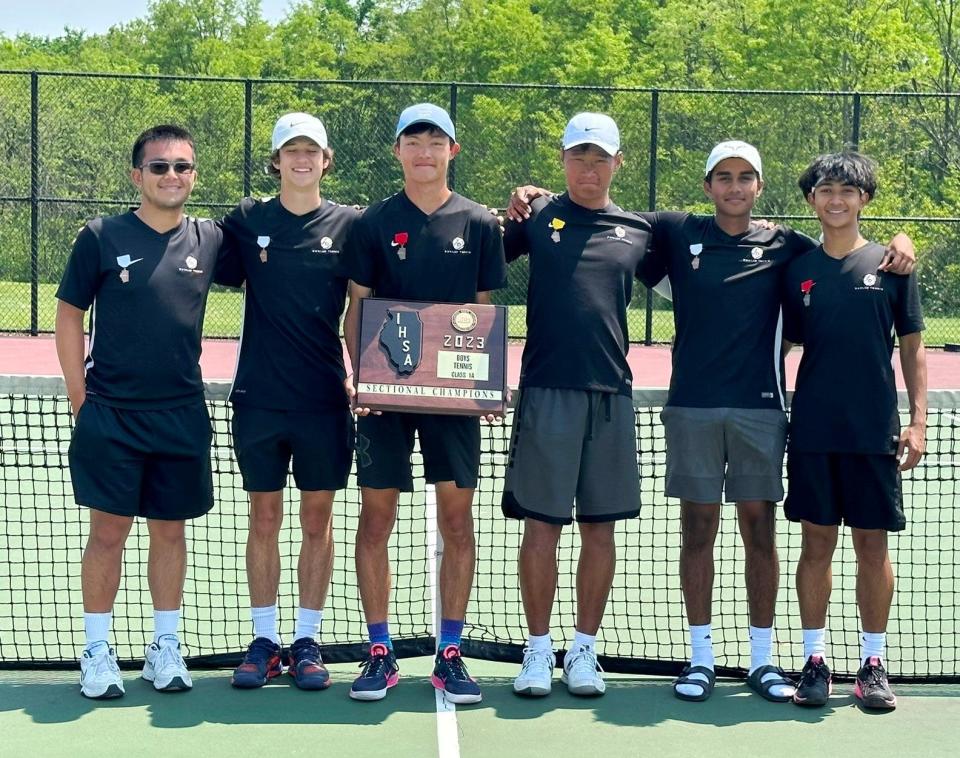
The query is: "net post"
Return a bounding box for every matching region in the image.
[851,92,862,149]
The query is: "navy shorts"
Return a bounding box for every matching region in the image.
[68,399,213,520]
[355,412,480,492]
[785,451,905,532]
[231,405,354,492]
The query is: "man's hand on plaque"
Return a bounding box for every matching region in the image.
[344,374,381,416]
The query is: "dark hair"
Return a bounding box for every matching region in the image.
[798,151,878,197]
[266,143,335,179]
[395,122,455,145]
[131,124,195,168]
[562,143,619,158]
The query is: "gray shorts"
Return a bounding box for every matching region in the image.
[502,387,641,524]
[661,406,787,504]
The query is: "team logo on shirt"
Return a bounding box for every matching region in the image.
[116,254,143,284]
[379,308,422,374]
[689,243,703,270]
[801,279,815,306]
[178,255,204,275]
[856,272,883,292]
[444,236,471,255]
[257,235,270,263]
[321,236,333,250]
[751,247,764,260]
[605,225,633,245]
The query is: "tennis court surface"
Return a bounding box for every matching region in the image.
[1,338,958,756]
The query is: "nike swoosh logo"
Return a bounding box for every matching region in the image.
[390,241,401,247]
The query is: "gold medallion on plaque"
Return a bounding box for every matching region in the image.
[451,308,479,333]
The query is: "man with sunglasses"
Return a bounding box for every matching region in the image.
[56,124,227,699]
[215,113,358,691]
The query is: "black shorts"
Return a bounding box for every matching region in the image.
[355,412,480,492]
[231,405,354,492]
[68,399,213,520]
[785,451,906,531]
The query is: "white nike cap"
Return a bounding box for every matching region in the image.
[704,140,762,179]
[562,112,620,156]
[271,112,328,151]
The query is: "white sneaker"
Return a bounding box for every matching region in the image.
[562,645,605,696]
[142,637,193,692]
[80,645,124,699]
[513,647,554,697]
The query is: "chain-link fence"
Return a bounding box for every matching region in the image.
[2,71,959,344]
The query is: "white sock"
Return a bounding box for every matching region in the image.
[571,629,596,652]
[527,632,552,653]
[83,611,112,652]
[251,604,281,645]
[802,628,827,661]
[676,624,714,698]
[861,631,886,664]
[749,626,793,698]
[153,609,180,644]
[294,607,323,642]
[748,625,773,672]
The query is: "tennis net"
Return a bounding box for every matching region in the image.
[1,376,957,681]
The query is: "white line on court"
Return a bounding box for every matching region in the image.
[426,484,461,758]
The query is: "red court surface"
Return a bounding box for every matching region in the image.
[1,334,958,389]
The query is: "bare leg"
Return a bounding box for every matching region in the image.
[355,487,399,624]
[851,528,893,633]
[298,490,335,610]
[679,501,720,625]
[146,518,187,611]
[796,522,838,630]
[435,481,476,622]
[246,490,283,607]
[519,519,563,636]
[736,500,778,628]
[574,521,616,635]
[82,509,134,612]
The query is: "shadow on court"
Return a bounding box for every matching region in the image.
[0,671,438,728]
[465,677,960,727]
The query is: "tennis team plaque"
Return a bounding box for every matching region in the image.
[355,298,508,415]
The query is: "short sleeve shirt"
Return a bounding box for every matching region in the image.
[56,211,224,409]
[341,190,506,302]
[782,242,924,454]
[640,212,814,409]
[504,193,654,397]
[217,197,358,411]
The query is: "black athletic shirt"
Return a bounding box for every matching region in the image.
[641,212,814,409]
[56,211,225,409]
[216,197,358,411]
[782,242,924,454]
[504,193,655,397]
[342,190,506,302]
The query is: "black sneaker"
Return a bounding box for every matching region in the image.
[349,643,399,701]
[288,637,331,690]
[431,644,482,704]
[855,656,896,710]
[231,637,283,688]
[793,654,832,707]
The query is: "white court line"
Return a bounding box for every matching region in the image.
[426,484,461,758]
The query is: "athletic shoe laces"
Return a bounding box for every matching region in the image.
[520,647,553,675]
[800,658,829,687]
[860,661,887,688]
[438,647,471,681]
[291,638,321,663]
[359,646,393,678]
[567,647,602,677]
[87,649,119,678]
[245,637,279,664]
[154,641,185,673]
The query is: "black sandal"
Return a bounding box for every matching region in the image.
[673,664,716,701]
[746,664,795,703]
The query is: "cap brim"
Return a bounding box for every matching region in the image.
[395,118,455,140]
[562,138,619,156]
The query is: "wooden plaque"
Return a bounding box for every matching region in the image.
[355,299,508,415]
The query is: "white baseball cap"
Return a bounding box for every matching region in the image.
[562,112,620,156]
[705,140,762,178]
[271,112,328,151]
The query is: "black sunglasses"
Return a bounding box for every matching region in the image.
[139,160,196,175]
